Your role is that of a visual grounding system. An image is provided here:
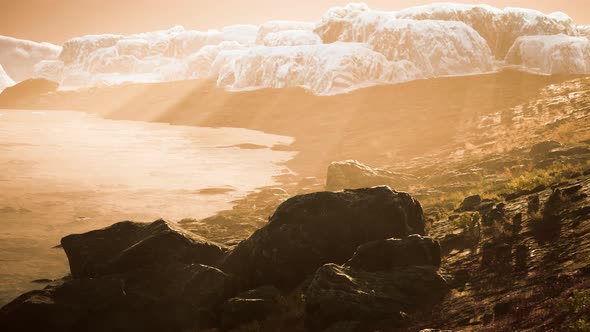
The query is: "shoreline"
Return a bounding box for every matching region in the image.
[2,71,586,180]
[0,109,298,305]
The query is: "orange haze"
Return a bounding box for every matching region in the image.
[2,0,590,44]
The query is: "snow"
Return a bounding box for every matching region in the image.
[261,30,322,47]
[505,34,590,74]
[255,21,315,45]
[0,2,582,96]
[0,36,61,82]
[0,64,16,92]
[578,26,590,39]
[394,3,578,58]
[37,26,253,89]
[364,19,494,77]
[213,43,419,95]
[314,6,494,78]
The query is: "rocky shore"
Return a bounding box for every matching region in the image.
[1,71,589,331]
[0,187,448,331]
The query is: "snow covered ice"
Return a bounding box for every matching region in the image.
[0,64,15,92]
[505,34,590,74]
[0,2,586,96]
[0,36,61,83]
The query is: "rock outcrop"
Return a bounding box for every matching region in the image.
[306,238,448,331]
[61,219,226,278]
[222,186,425,290]
[326,160,414,191]
[0,263,238,332]
[345,234,441,271]
[0,188,447,331]
[219,285,287,330]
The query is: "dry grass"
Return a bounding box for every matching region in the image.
[508,162,588,193]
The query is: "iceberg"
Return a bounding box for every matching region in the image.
[578,25,590,39]
[394,3,578,58]
[255,21,316,45]
[505,34,590,74]
[314,5,494,78]
[213,42,419,95]
[0,64,16,92]
[0,36,61,82]
[261,30,322,47]
[7,2,586,95]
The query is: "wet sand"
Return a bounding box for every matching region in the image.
[0,109,294,305]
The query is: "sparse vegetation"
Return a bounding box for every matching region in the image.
[561,289,590,332]
[509,162,587,193]
[450,212,481,242]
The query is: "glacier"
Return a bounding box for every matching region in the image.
[0,64,15,92]
[505,34,590,74]
[394,3,578,58]
[579,26,590,39]
[0,36,61,83]
[212,42,421,95]
[0,2,585,96]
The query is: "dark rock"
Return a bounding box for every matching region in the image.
[325,160,413,191]
[219,286,285,330]
[493,299,514,319]
[221,186,425,290]
[31,279,54,284]
[527,195,540,214]
[475,200,496,214]
[495,243,512,266]
[573,206,590,219]
[481,242,495,267]
[305,264,448,331]
[482,203,507,227]
[481,310,494,325]
[504,185,546,201]
[451,269,470,289]
[61,219,226,278]
[562,184,583,196]
[529,141,562,157]
[544,189,565,213]
[481,242,512,269]
[440,233,472,255]
[0,264,238,332]
[345,235,441,272]
[458,195,482,212]
[514,245,528,271]
[324,321,362,332]
[546,146,590,159]
[532,213,562,243]
[571,193,588,203]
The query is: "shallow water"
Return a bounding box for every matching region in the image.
[0,110,295,305]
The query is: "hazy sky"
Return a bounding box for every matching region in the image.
[2,0,589,44]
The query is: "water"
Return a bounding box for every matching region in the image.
[0,110,295,305]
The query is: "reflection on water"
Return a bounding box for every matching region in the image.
[0,110,295,305]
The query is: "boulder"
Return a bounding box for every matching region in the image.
[305,264,448,331]
[345,235,441,272]
[529,141,563,157]
[219,285,286,330]
[221,186,425,290]
[0,264,238,332]
[326,160,413,191]
[61,219,226,278]
[458,194,482,212]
